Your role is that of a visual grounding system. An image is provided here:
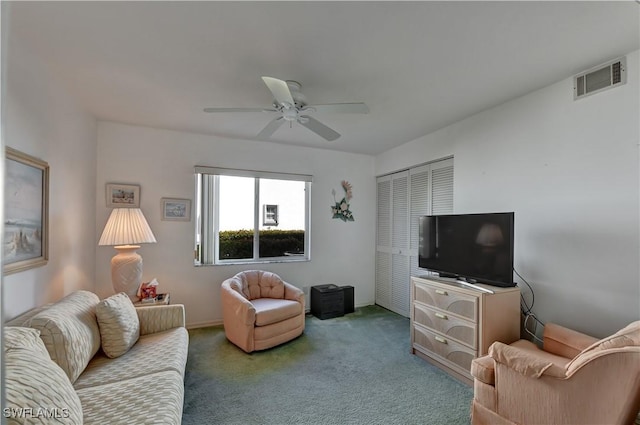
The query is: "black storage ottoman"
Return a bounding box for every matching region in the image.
[311,284,344,320]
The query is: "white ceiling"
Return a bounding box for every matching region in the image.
[8,1,640,155]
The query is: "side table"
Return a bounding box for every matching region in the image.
[133,293,170,307]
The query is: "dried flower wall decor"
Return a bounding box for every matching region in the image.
[331,180,354,222]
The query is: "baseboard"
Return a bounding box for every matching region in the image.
[187,319,223,329]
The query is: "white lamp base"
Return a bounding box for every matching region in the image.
[111,245,144,301]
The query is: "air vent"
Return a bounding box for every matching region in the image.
[574,56,626,100]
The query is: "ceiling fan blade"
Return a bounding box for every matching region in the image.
[203,107,277,113]
[257,116,285,139]
[261,76,295,108]
[299,116,341,141]
[308,103,369,114]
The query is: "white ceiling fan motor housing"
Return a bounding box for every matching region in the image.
[282,108,298,122]
[286,80,307,107]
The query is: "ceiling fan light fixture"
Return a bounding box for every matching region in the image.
[282,108,298,121]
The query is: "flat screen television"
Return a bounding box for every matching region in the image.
[418,212,515,287]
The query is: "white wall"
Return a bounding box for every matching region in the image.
[3,36,97,320]
[377,50,640,338]
[6,26,636,339]
[96,122,376,327]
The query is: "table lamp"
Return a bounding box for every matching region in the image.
[475,223,504,248]
[98,208,157,300]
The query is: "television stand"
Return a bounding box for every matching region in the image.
[410,275,520,385]
[456,279,494,294]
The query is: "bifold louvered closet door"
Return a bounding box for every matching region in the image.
[376,158,453,317]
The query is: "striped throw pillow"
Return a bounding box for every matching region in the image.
[96,293,140,358]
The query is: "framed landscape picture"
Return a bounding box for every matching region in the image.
[106,183,140,208]
[4,147,49,275]
[161,198,191,221]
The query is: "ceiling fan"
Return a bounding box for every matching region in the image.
[203,76,369,141]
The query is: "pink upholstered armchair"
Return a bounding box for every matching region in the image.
[471,320,640,425]
[221,270,305,353]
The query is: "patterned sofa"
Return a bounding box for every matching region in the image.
[4,290,189,424]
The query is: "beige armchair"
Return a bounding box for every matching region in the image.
[471,320,640,425]
[221,270,305,353]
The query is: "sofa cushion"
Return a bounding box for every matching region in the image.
[4,327,83,424]
[27,290,101,383]
[74,327,189,390]
[96,292,140,358]
[76,370,184,425]
[252,298,302,326]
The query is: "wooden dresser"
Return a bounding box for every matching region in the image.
[410,276,520,385]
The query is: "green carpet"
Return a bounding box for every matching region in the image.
[182,305,473,425]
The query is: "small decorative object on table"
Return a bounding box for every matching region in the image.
[137,278,159,300]
[134,293,170,307]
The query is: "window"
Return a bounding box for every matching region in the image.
[195,167,311,265]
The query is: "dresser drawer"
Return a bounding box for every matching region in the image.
[413,303,477,349]
[413,323,475,378]
[414,281,478,322]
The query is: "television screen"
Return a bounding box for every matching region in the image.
[418,212,515,287]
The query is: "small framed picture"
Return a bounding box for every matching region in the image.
[161,198,191,221]
[106,183,140,208]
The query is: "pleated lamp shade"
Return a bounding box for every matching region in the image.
[475,223,504,247]
[99,208,156,247]
[99,208,156,300]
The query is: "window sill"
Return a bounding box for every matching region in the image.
[194,257,310,267]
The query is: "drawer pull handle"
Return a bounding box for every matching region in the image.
[435,336,448,344]
[435,289,448,296]
[435,312,448,320]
